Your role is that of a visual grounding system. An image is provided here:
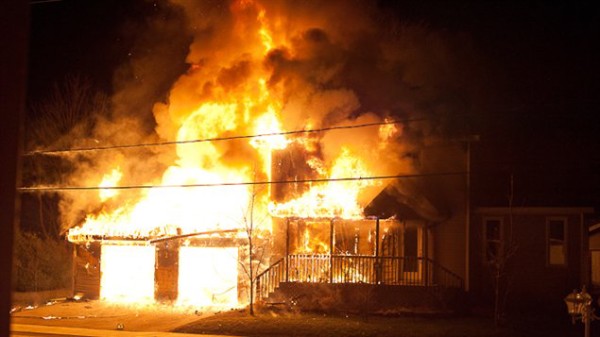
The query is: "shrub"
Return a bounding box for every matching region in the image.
[13,231,72,292]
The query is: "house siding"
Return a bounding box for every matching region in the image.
[73,243,101,300]
[424,143,468,289]
[470,208,591,309]
[433,214,466,289]
[359,141,469,288]
[586,225,600,290]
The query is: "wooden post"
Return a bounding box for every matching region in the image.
[285,218,290,282]
[154,240,179,303]
[256,276,261,301]
[423,223,429,286]
[71,244,76,297]
[329,218,334,283]
[375,217,381,284]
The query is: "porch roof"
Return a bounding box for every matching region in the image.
[365,182,447,222]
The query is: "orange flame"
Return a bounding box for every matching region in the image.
[98,167,122,202]
[100,243,155,304]
[269,147,377,219]
[66,0,398,307]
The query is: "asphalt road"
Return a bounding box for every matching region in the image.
[11,324,240,337]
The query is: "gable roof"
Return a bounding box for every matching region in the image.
[365,181,448,222]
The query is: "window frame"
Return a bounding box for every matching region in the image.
[483,217,504,264]
[546,216,568,267]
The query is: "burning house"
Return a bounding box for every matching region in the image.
[67,138,468,312]
[258,141,467,313]
[58,0,479,312]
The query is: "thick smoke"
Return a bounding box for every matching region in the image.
[55,0,487,231]
[160,0,484,205]
[57,2,191,230]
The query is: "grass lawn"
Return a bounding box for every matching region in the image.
[174,308,591,337]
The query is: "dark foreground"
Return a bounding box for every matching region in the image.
[174,308,596,337]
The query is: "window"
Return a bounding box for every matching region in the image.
[547,217,567,266]
[483,218,503,263]
[592,251,600,286]
[403,226,418,272]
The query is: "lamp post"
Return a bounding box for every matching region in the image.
[564,286,597,337]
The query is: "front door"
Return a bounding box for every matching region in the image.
[401,225,422,284]
[379,221,424,285]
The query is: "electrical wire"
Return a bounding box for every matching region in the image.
[30,0,63,4]
[24,117,426,156]
[18,171,466,193]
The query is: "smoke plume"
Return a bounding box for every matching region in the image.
[54,0,487,232]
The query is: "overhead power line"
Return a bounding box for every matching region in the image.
[18,171,465,193]
[30,0,63,4]
[24,117,426,156]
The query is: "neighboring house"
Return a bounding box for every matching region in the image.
[470,207,594,310]
[589,222,600,292]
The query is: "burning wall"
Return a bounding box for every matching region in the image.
[73,236,246,307]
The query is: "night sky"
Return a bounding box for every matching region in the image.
[27,1,600,210]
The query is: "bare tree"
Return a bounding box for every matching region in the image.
[27,74,109,150]
[488,174,518,327]
[238,176,271,316]
[24,74,110,239]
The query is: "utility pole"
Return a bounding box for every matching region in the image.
[464,134,479,292]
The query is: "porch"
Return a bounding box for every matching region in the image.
[257,254,463,300]
[258,217,464,312]
[256,254,464,313]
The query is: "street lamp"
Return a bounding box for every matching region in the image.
[564,286,597,337]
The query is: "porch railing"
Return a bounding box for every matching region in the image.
[256,257,285,301]
[256,254,463,300]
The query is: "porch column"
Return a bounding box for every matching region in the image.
[423,223,429,286]
[285,217,290,282]
[329,218,334,283]
[375,217,381,284]
[375,217,380,257]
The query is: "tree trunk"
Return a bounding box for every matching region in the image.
[248,185,256,316]
[494,269,500,326]
[249,237,254,316]
[37,194,49,239]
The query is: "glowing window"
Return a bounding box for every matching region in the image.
[591,251,600,285]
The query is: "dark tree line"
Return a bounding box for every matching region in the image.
[15,75,109,292]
